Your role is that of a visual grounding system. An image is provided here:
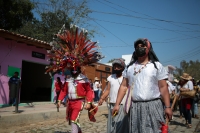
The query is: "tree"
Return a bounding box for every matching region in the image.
[174,60,200,80]
[0,0,34,30]
[18,10,72,41]
[16,0,94,42]
[108,59,115,63]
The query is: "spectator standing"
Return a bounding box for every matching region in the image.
[8,72,21,106]
[54,77,63,104]
[93,77,100,103]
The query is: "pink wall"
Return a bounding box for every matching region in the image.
[0,37,50,104]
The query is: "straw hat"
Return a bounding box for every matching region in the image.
[180,73,190,80]
[94,77,100,81]
[104,79,109,83]
[174,79,179,83]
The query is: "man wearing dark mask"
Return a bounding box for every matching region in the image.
[98,58,129,133]
[112,38,172,133]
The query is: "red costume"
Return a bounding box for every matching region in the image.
[58,74,93,125]
[45,24,103,133]
[55,81,62,92]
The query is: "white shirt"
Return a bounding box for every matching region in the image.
[166,80,175,94]
[93,81,99,91]
[107,74,127,104]
[67,74,88,99]
[123,61,168,101]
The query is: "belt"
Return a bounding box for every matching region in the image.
[68,98,85,101]
[109,103,123,105]
[132,98,161,103]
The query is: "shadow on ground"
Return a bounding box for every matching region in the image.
[102,113,108,118]
[170,120,185,127]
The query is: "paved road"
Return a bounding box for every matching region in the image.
[1,107,200,133]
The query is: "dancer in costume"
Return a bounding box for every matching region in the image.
[98,58,129,133]
[112,38,172,133]
[45,24,104,133]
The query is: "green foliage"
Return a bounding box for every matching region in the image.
[0,0,34,30]
[108,59,115,63]
[174,60,200,80]
[14,0,94,42]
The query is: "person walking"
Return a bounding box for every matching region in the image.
[93,77,101,103]
[98,58,129,133]
[57,67,93,133]
[53,77,63,104]
[112,38,172,133]
[45,25,103,133]
[178,73,194,128]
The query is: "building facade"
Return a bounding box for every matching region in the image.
[0,29,112,106]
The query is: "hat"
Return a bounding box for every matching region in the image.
[104,79,109,83]
[180,73,190,80]
[94,77,100,81]
[45,24,104,77]
[112,58,126,68]
[174,79,179,83]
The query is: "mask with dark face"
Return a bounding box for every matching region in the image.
[113,69,123,74]
[71,67,81,78]
[135,47,146,57]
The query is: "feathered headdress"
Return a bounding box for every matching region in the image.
[45,24,104,77]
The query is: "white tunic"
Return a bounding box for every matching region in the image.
[67,74,88,100]
[166,80,175,94]
[123,61,168,101]
[107,74,127,104]
[93,81,99,91]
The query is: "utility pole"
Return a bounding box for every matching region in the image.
[15,81,20,113]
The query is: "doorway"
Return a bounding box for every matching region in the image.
[20,61,52,102]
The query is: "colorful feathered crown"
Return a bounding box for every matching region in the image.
[45,24,104,77]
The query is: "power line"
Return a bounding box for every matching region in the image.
[98,35,200,48]
[92,10,200,26]
[102,0,199,31]
[162,52,200,66]
[162,46,200,64]
[89,17,200,33]
[93,0,200,39]
[93,20,132,47]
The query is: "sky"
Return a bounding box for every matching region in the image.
[32,0,200,68]
[85,0,200,68]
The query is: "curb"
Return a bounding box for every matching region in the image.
[0,104,108,128]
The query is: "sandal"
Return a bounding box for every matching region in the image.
[185,121,188,126]
[188,124,192,128]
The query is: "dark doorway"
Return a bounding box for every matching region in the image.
[20,61,52,102]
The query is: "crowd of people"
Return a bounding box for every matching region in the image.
[49,38,200,133]
[7,35,200,133]
[170,73,200,128]
[38,24,200,133]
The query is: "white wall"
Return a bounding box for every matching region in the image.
[122,54,132,65]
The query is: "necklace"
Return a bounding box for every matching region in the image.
[133,61,148,75]
[117,76,122,85]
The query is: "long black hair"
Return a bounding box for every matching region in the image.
[127,38,159,69]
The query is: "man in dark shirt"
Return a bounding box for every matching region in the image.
[8,72,21,105]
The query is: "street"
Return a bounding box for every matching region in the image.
[1,107,200,133]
